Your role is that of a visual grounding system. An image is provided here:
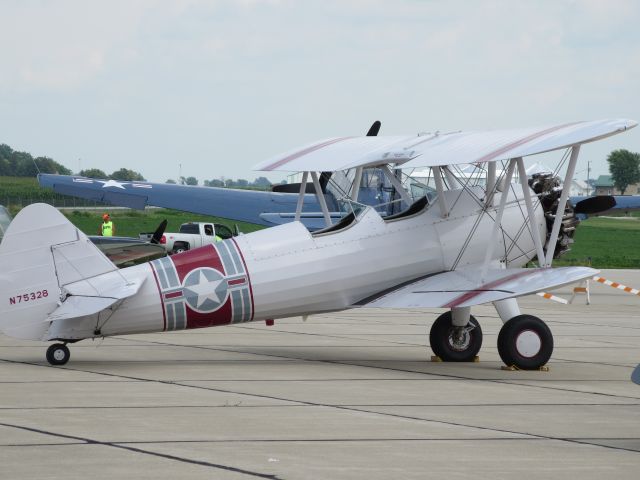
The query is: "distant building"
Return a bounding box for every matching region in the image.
[594,174,640,195]
[569,179,589,196]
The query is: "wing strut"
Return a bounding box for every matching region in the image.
[481,158,516,280]
[433,166,449,218]
[379,165,412,207]
[485,162,496,207]
[294,171,309,222]
[516,157,546,267]
[310,171,332,227]
[350,167,363,201]
[544,145,580,267]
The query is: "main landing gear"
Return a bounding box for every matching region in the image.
[429,299,554,370]
[46,343,70,366]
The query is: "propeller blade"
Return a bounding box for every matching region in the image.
[366,120,381,137]
[150,219,168,244]
[574,196,616,215]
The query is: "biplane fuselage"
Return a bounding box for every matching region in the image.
[33,184,541,342]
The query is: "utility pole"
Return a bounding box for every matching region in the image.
[586,160,591,195]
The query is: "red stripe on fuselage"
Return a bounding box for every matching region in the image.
[171,244,224,282]
[443,270,539,308]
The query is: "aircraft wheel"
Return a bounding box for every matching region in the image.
[429,312,482,362]
[46,343,70,366]
[497,315,553,370]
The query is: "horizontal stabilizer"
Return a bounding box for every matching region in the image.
[359,266,597,309]
[47,277,145,322]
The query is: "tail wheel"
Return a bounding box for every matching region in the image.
[46,343,70,366]
[429,312,482,362]
[497,315,553,370]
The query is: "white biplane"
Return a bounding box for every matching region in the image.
[0,118,636,369]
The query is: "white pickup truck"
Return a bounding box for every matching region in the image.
[140,222,237,254]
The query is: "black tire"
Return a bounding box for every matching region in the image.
[429,311,483,362]
[46,343,70,366]
[172,242,190,254]
[497,314,553,370]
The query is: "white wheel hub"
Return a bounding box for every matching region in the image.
[515,330,541,358]
[53,349,66,361]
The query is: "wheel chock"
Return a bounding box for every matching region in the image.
[501,365,550,372]
[431,356,480,363]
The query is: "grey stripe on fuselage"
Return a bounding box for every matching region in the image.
[174,302,186,330]
[225,240,245,274]
[231,290,243,323]
[153,259,169,290]
[167,303,175,331]
[217,241,238,275]
[240,287,251,322]
[159,256,180,288]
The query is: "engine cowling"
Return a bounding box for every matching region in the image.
[529,173,579,259]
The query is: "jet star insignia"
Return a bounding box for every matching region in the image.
[96,179,130,189]
[1,118,637,370]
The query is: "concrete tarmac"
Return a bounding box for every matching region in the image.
[1,269,639,479]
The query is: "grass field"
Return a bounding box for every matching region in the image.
[555,216,640,268]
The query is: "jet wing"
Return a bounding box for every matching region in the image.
[254,119,637,172]
[37,174,330,228]
[358,266,597,308]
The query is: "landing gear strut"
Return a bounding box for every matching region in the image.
[46,343,70,366]
[429,311,483,362]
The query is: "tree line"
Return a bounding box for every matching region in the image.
[0,144,71,177]
[0,143,273,188]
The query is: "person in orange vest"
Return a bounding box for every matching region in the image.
[99,213,115,236]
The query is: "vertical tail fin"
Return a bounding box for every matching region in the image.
[0,204,116,340]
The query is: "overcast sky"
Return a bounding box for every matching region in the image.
[1,0,638,183]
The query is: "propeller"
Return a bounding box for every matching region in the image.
[573,196,616,215]
[150,219,168,244]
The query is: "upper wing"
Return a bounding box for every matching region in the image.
[254,119,637,172]
[357,266,597,308]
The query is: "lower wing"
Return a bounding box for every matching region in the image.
[357,266,597,308]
